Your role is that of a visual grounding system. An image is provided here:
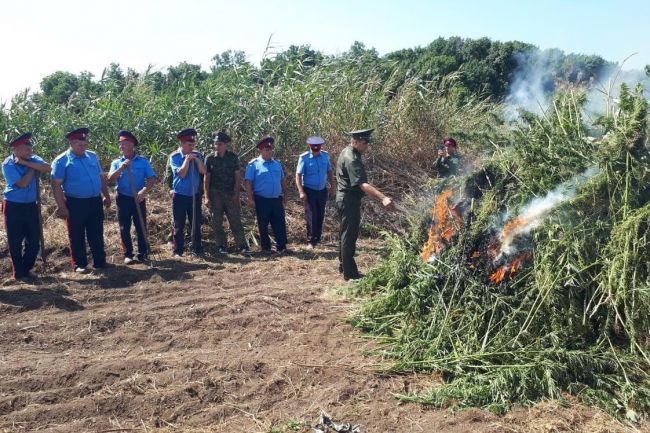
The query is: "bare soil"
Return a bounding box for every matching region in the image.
[0,198,645,433]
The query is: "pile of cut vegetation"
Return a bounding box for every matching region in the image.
[349,84,650,421]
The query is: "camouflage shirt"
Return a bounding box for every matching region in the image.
[336,145,368,197]
[205,150,242,194]
[434,153,463,177]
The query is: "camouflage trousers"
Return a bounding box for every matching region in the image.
[208,190,247,248]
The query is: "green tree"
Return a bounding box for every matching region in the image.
[40,71,80,104]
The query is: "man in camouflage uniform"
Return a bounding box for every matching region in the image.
[203,131,248,254]
[434,137,462,177]
[336,128,394,281]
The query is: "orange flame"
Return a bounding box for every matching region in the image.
[421,190,462,262]
[488,251,532,284]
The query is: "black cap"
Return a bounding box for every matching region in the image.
[213,131,231,143]
[347,128,374,140]
[118,130,139,146]
[66,127,90,141]
[256,136,275,149]
[177,128,197,142]
[8,132,33,147]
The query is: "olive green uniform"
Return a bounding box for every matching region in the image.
[205,150,247,249]
[335,145,368,279]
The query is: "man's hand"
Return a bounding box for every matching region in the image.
[168,189,175,198]
[136,191,147,203]
[121,159,132,170]
[204,196,211,207]
[382,196,395,210]
[299,191,307,208]
[328,188,336,200]
[247,197,255,209]
[56,206,69,219]
[103,195,112,208]
[185,153,197,161]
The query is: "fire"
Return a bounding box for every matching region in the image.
[488,251,532,284]
[421,190,462,262]
[497,215,537,256]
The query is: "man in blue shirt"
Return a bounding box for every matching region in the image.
[108,130,158,264]
[1,133,51,279]
[169,128,207,257]
[245,136,288,253]
[295,136,335,249]
[51,127,112,273]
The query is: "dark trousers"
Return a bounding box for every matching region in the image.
[117,194,148,259]
[336,193,362,279]
[66,196,106,269]
[3,200,40,278]
[304,187,328,246]
[172,193,202,255]
[254,195,287,251]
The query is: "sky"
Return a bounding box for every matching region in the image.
[2,0,649,104]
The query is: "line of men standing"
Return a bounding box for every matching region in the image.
[2,127,394,280]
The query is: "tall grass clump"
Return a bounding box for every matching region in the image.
[349,85,650,420]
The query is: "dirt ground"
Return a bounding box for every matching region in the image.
[0,206,646,432]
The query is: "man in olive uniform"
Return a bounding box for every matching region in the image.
[434,137,462,177]
[203,131,248,254]
[336,128,394,281]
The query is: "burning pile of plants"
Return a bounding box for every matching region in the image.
[349,86,650,419]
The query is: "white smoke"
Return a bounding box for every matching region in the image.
[503,49,563,121]
[504,50,650,124]
[583,64,650,122]
[498,167,600,256]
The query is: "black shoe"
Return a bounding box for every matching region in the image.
[15,271,33,280]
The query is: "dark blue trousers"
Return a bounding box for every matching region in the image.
[65,196,106,269]
[172,193,202,255]
[3,200,40,278]
[254,195,287,251]
[304,187,328,246]
[116,194,148,260]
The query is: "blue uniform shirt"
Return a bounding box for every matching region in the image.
[110,155,157,197]
[51,150,103,198]
[244,156,285,198]
[169,150,204,196]
[2,155,47,203]
[296,150,330,191]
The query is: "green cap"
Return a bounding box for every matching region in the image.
[346,128,374,140]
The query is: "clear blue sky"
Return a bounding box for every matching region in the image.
[2,0,648,104]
